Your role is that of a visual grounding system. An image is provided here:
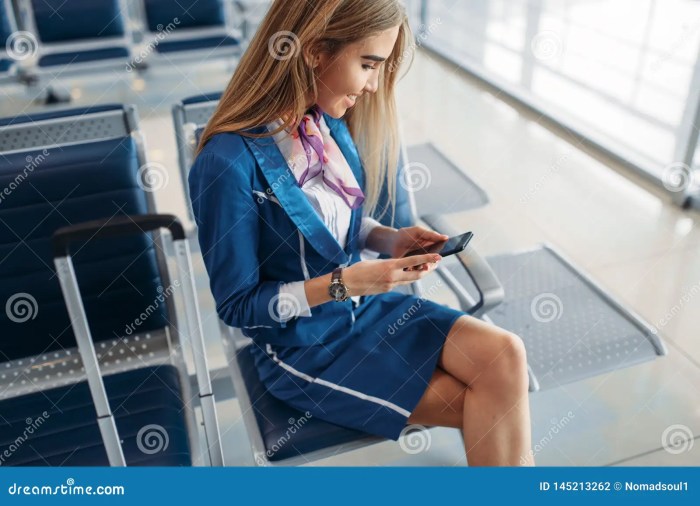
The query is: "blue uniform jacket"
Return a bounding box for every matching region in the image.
[188,114,366,347]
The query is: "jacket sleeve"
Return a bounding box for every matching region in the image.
[188,151,288,329]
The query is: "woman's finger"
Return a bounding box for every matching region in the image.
[396,253,441,270]
[416,227,449,241]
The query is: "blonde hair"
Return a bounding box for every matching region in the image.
[197,0,414,222]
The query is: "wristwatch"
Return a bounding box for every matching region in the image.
[328,267,350,302]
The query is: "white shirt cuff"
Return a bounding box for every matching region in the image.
[358,216,383,251]
[277,281,312,322]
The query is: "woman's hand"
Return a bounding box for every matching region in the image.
[343,254,442,297]
[389,226,449,260]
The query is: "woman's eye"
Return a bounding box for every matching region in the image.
[362,64,376,71]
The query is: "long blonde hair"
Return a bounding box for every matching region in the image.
[197,0,414,222]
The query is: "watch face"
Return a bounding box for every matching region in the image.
[330,282,348,300]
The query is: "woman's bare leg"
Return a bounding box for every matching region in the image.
[406,315,534,465]
[438,315,534,466]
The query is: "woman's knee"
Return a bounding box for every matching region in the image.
[483,331,528,390]
[440,316,528,385]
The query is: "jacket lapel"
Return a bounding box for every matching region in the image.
[242,117,364,266]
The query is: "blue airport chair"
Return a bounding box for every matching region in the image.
[12,0,134,100]
[0,0,20,82]
[172,91,223,220]
[171,93,507,465]
[0,105,223,466]
[133,0,243,67]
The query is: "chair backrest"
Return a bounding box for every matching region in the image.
[1,0,16,41]
[0,104,171,362]
[374,143,416,230]
[172,92,222,217]
[27,0,126,43]
[143,0,226,32]
[1,0,17,71]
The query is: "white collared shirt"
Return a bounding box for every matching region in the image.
[266,120,383,321]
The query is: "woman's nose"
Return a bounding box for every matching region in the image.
[364,73,380,94]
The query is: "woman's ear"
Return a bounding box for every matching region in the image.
[302,46,320,68]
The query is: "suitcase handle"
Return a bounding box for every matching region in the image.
[51,213,224,466]
[52,213,185,258]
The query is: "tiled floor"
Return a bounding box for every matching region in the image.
[1,42,698,466]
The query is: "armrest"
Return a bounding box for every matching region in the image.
[420,213,505,318]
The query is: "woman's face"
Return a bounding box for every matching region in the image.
[312,25,401,118]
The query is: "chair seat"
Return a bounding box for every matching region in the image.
[155,35,239,54]
[38,47,130,67]
[237,345,376,462]
[0,365,191,466]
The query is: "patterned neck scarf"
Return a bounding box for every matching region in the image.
[272,105,365,209]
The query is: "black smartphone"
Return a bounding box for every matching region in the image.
[402,231,474,270]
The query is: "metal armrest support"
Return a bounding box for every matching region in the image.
[421,213,505,318]
[52,213,224,466]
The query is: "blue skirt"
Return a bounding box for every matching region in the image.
[249,291,465,440]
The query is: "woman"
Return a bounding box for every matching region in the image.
[189,0,534,466]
